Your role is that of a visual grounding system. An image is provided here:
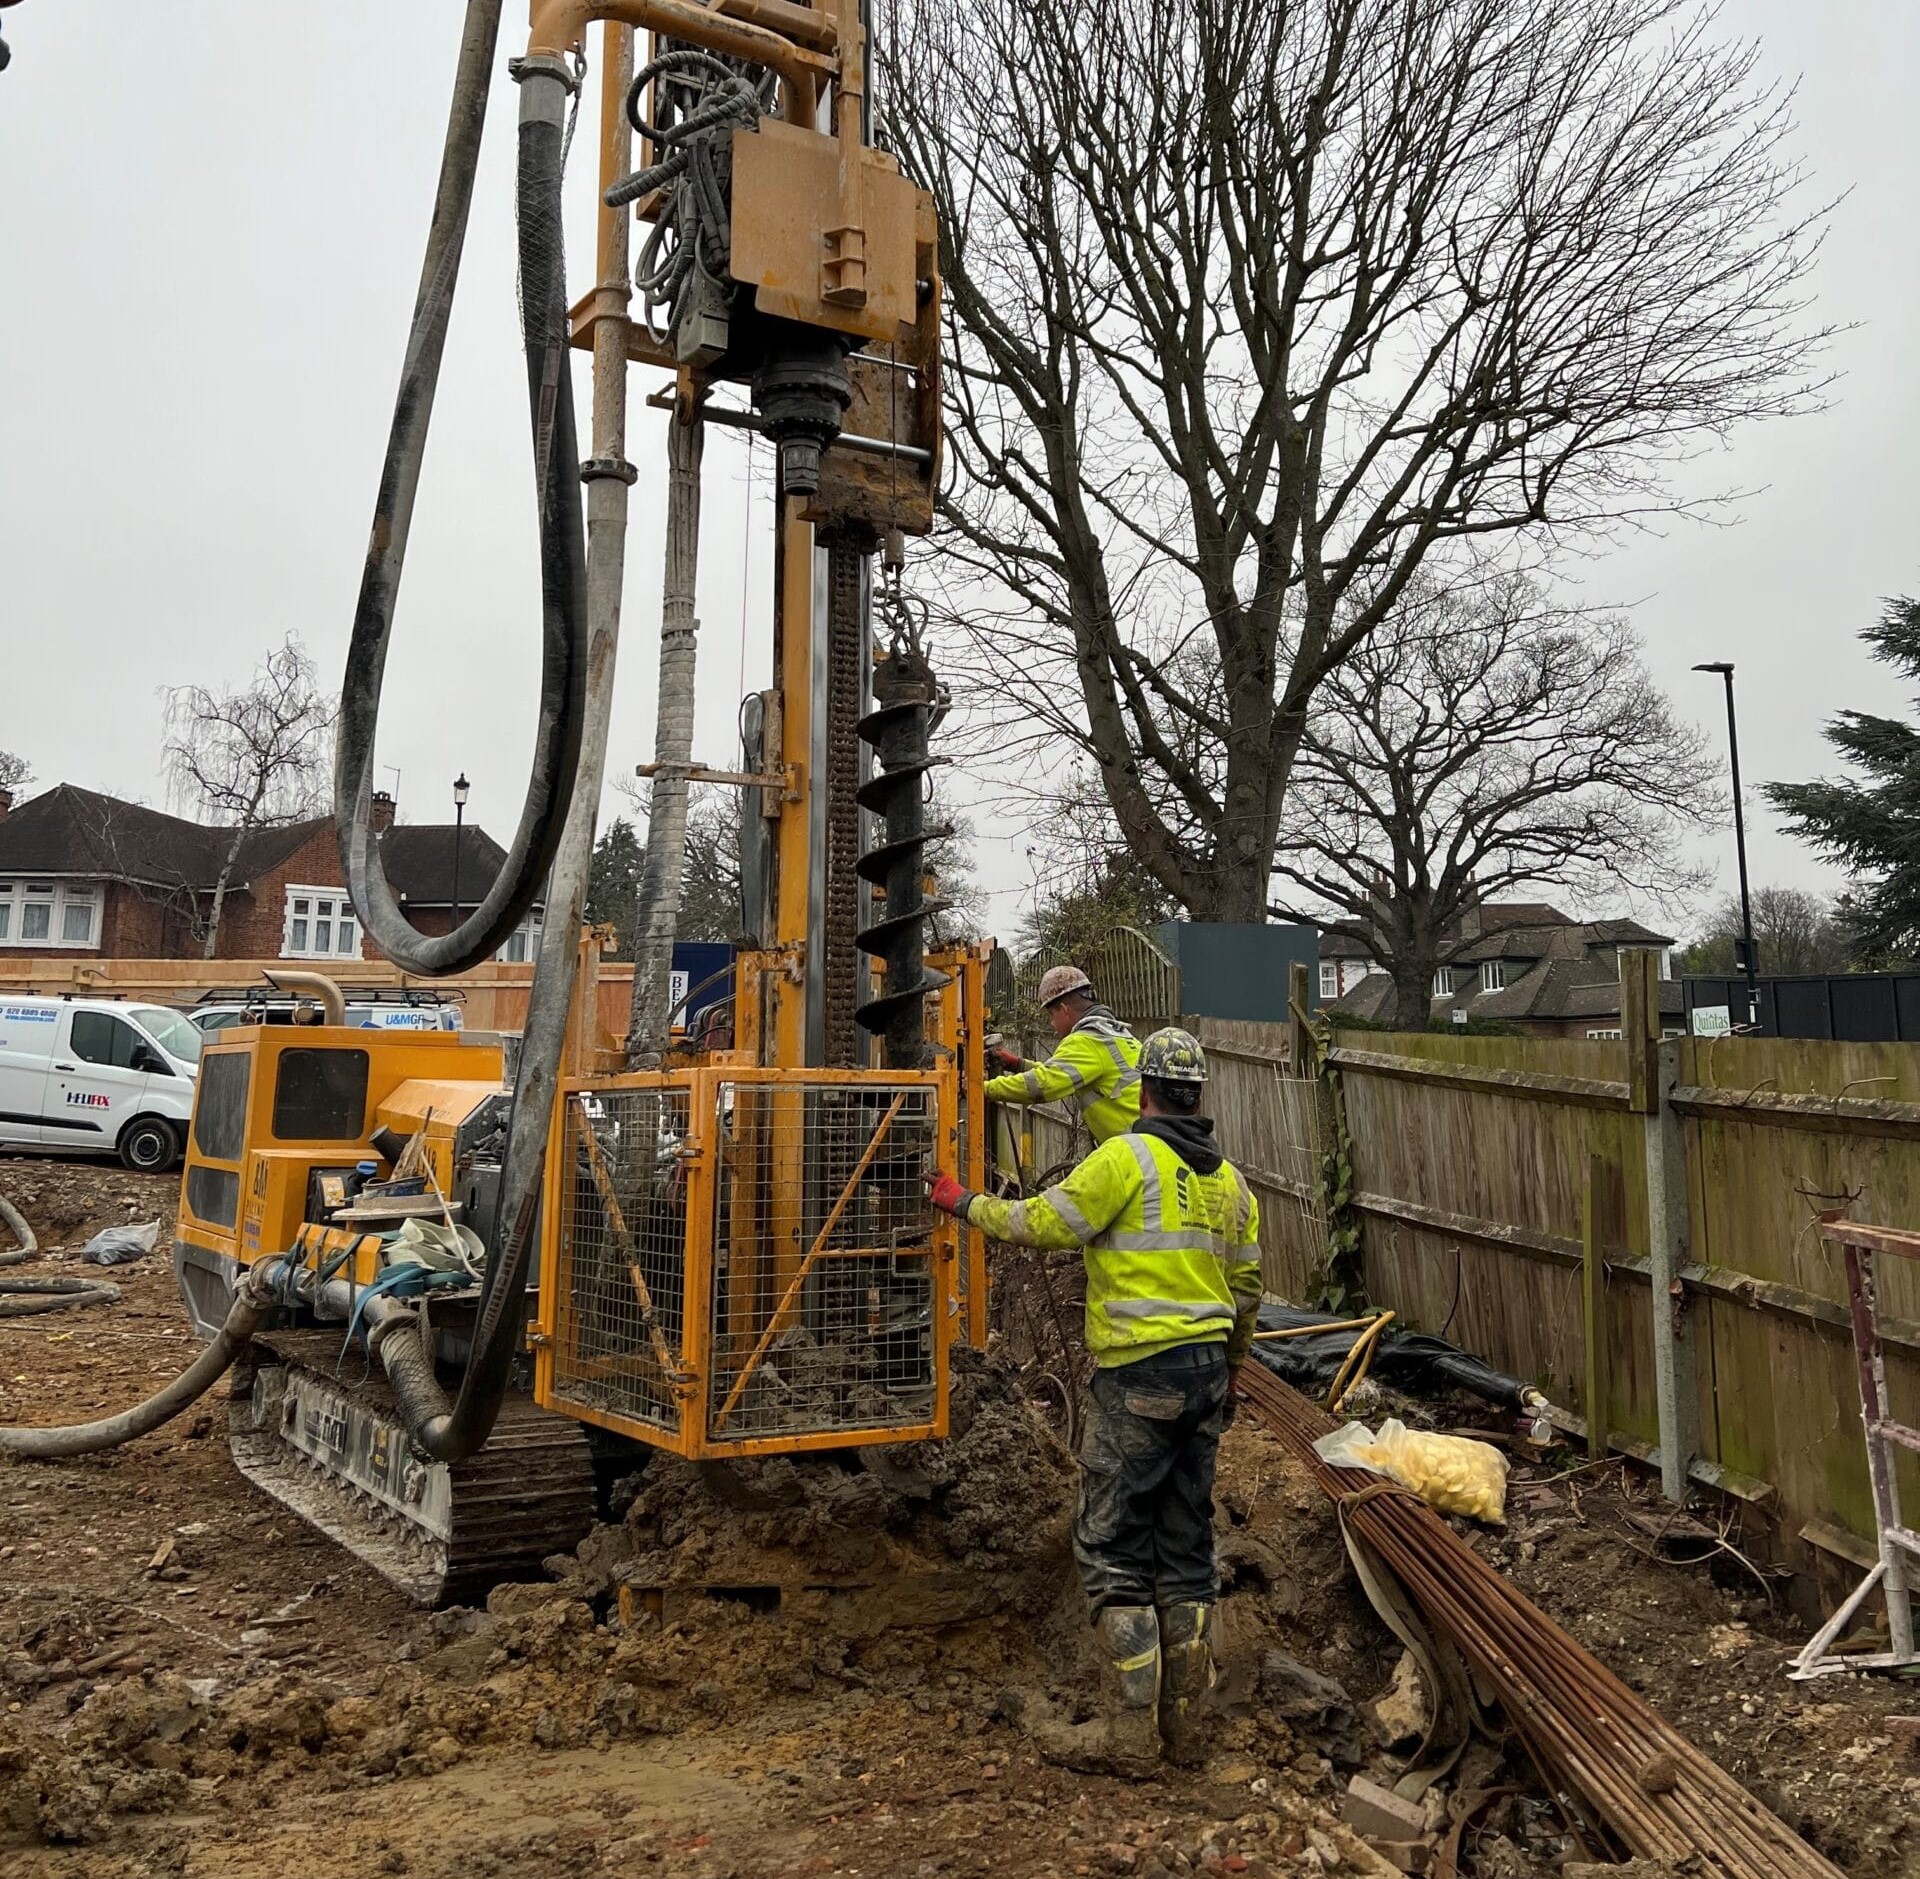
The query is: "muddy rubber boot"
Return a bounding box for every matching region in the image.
[1157,1600,1215,1767]
[1032,1605,1163,1778]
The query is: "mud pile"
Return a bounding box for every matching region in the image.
[565,1343,1078,1623]
[1,1349,1091,1849]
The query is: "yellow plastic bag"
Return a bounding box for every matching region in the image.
[1313,1417,1509,1525]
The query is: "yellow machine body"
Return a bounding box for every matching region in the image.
[172,1026,505,1331]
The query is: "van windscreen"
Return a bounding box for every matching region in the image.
[133,1006,202,1064]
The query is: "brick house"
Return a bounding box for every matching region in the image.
[0,785,542,965]
[1321,902,1683,1039]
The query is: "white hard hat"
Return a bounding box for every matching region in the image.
[1037,964,1094,1007]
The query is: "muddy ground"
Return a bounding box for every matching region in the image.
[1,1155,1916,1878]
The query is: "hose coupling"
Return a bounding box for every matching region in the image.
[581,455,639,485]
[508,51,582,92]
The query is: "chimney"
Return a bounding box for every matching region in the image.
[0,788,12,823]
[1457,875,1484,944]
[370,791,397,833]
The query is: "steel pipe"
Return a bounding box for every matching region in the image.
[1238,1363,1847,1879]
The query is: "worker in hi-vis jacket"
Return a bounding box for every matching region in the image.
[928,1027,1261,1774]
[984,964,1143,1143]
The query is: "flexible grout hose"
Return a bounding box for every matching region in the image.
[0,1191,120,1318]
[0,1264,281,1459]
[335,0,588,976]
[0,1192,36,1265]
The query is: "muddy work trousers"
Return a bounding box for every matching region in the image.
[1072,1341,1230,1615]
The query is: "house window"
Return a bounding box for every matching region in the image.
[0,879,103,950]
[1586,1028,1623,1040]
[500,911,544,964]
[60,885,98,945]
[1480,960,1506,994]
[282,887,362,960]
[1319,962,1339,998]
[1431,968,1453,996]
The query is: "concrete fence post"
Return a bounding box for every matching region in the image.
[1623,948,1699,1500]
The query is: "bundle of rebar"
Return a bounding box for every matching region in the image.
[1239,1364,1848,1879]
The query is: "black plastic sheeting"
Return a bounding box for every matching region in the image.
[1249,1302,1535,1410]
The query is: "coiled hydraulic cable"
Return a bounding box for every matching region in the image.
[335,0,589,974]
[604,49,767,346]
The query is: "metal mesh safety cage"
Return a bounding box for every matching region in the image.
[538,1068,956,1459]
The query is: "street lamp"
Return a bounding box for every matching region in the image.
[1693,663,1758,1028]
[451,773,470,930]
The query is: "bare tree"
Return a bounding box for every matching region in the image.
[882,0,1826,921]
[1682,885,1853,978]
[163,636,334,957]
[0,750,31,799]
[1269,575,1719,1026]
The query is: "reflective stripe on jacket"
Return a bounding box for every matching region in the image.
[966,1130,1262,1368]
[981,1006,1142,1143]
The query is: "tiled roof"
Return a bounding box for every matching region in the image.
[382,824,511,908]
[0,785,518,907]
[0,785,320,889]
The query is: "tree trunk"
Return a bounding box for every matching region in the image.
[1389,957,1434,1033]
[202,828,248,960]
[627,405,705,1066]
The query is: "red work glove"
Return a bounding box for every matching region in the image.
[986,1044,1023,1073]
[926,1171,976,1219]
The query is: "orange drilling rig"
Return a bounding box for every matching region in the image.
[3,0,999,1605]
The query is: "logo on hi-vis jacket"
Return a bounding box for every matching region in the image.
[66,1090,111,1109]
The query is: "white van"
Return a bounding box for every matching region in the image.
[187,997,461,1035]
[0,998,201,1172]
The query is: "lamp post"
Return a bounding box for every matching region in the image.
[451,773,470,931]
[1693,663,1758,1028]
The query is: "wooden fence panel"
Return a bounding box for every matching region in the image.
[1679,1037,1920,1559]
[985,1016,1919,1579]
[1185,1018,1324,1300]
[1328,1031,1660,1446]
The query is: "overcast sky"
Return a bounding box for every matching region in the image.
[2,2,1915,945]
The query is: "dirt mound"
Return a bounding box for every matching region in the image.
[0,1349,1090,1852]
[0,1162,174,1251]
[565,1344,1077,1621]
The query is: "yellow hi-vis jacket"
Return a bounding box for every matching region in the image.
[982,1006,1142,1143]
[964,1128,1262,1368]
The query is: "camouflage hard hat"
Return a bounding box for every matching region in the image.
[1036,964,1094,1007]
[1141,1026,1208,1084]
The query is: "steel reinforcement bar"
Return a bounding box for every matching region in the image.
[1237,1364,1848,1879]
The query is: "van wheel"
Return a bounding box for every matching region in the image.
[119,1118,180,1174]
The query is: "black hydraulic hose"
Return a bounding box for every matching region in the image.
[335,0,589,974]
[0,1263,281,1460]
[395,67,591,1463]
[0,33,589,1471]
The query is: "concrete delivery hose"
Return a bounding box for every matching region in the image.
[0,1264,280,1459]
[3,4,592,1465]
[335,0,588,977]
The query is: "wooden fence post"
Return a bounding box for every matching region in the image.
[1287,961,1312,1071]
[1624,949,1699,1501]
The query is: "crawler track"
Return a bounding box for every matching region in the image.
[230,1328,595,1608]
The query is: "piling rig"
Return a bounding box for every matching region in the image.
[3,0,994,1604]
